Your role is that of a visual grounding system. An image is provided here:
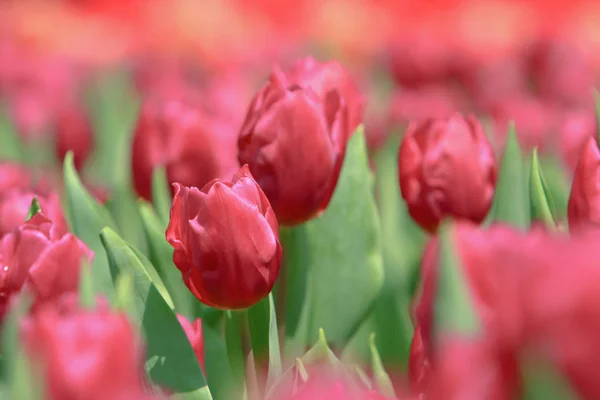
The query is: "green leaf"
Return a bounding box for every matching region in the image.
[530,149,557,230]
[538,155,570,222]
[434,221,480,342]
[2,295,44,400]
[521,355,579,400]
[25,197,41,221]
[139,201,193,317]
[203,322,235,400]
[0,107,23,162]
[247,294,282,392]
[63,151,118,299]
[369,333,396,399]
[100,228,210,399]
[225,311,247,398]
[285,128,384,350]
[78,260,96,310]
[85,71,146,253]
[152,166,172,225]
[489,124,530,229]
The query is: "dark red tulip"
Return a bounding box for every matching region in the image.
[398,114,497,232]
[0,213,93,320]
[238,66,349,225]
[166,165,282,310]
[567,137,600,231]
[131,94,239,201]
[177,314,204,370]
[558,111,596,172]
[285,56,365,135]
[21,294,153,400]
[55,104,94,170]
[0,190,68,237]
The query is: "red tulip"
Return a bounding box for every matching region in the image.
[0,190,68,237]
[55,104,94,170]
[567,137,600,231]
[285,56,365,135]
[0,213,93,320]
[131,94,239,201]
[21,294,152,400]
[238,66,349,225]
[398,114,497,232]
[558,111,597,172]
[166,165,282,309]
[177,314,204,370]
[387,86,464,126]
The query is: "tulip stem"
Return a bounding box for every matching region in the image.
[225,309,252,396]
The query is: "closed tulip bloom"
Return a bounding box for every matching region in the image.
[0,213,93,319]
[568,138,600,231]
[177,314,204,370]
[398,114,497,232]
[131,95,239,200]
[21,295,153,400]
[285,56,365,135]
[238,67,349,225]
[55,104,94,170]
[0,190,68,237]
[558,111,596,172]
[166,165,282,309]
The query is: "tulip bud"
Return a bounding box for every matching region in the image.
[131,94,239,200]
[558,111,596,172]
[21,295,152,400]
[238,67,349,225]
[0,213,93,319]
[398,114,497,232]
[166,165,282,310]
[0,190,68,237]
[55,104,94,170]
[285,56,365,135]
[177,314,204,370]
[567,138,600,231]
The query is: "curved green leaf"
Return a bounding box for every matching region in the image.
[152,166,172,225]
[25,197,41,221]
[369,333,395,399]
[530,149,556,230]
[63,151,118,299]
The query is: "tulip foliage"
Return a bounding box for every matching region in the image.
[0,46,598,400]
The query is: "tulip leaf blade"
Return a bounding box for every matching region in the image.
[0,107,24,163]
[247,293,282,393]
[139,201,193,317]
[25,197,41,221]
[152,166,172,225]
[78,260,96,310]
[203,322,236,400]
[434,221,480,341]
[521,355,579,400]
[489,123,530,229]
[63,151,118,299]
[530,149,557,230]
[286,127,384,349]
[369,333,396,399]
[100,227,210,399]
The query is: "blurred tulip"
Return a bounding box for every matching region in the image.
[0,163,33,193]
[131,94,239,200]
[387,86,464,125]
[398,114,497,232]
[238,66,349,225]
[177,314,204,370]
[0,213,93,320]
[527,37,597,107]
[0,190,68,237]
[21,294,152,400]
[567,138,600,231]
[55,104,94,171]
[557,110,596,172]
[285,56,365,135]
[166,166,282,310]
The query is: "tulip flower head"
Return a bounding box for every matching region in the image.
[166,165,282,310]
[238,66,349,225]
[177,314,204,370]
[398,114,497,232]
[21,295,152,400]
[568,137,600,231]
[0,213,93,320]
